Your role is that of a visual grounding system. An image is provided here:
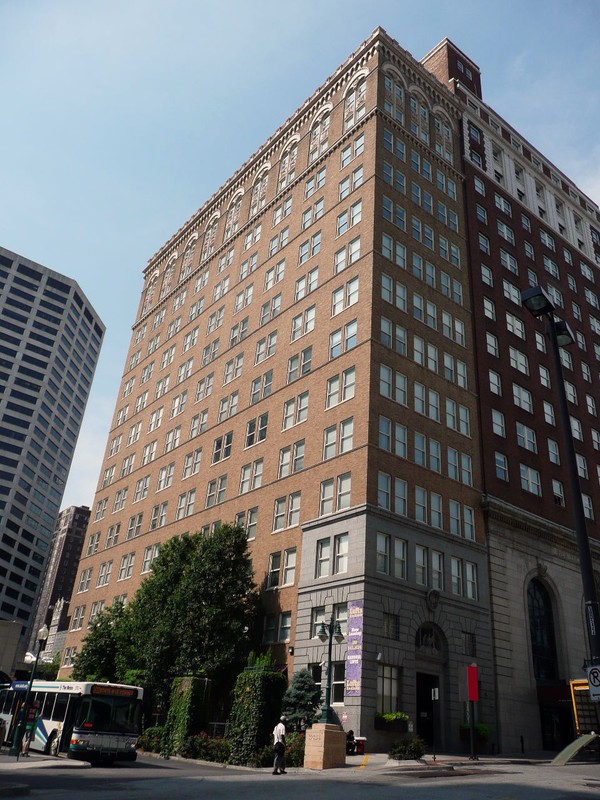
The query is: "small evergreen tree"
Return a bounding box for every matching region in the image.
[281,669,321,731]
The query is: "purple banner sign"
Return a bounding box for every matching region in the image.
[345,599,363,697]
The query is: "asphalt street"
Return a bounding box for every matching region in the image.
[1,752,600,800]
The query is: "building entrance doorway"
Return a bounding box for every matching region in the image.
[416,672,439,746]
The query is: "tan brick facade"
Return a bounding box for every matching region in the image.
[58,28,600,753]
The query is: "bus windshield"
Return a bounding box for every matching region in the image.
[74,696,141,735]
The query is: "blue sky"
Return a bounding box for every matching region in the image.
[1,0,599,509]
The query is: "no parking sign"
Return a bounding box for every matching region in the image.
[586,665,600,702]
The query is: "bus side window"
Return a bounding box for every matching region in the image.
[52,694,69,722]
[42,693,55,720]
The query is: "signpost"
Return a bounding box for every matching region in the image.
[585,665,600,702]
[431,687,439,761]
[467,664,479,761]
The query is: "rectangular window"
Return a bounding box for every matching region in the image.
[316,538,331,577]
[376,532,390,574]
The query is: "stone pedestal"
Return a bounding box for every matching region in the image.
[303,723,346,769]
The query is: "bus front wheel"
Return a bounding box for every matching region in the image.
[46,733,60,757]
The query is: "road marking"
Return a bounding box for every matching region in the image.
[359,754,369,769]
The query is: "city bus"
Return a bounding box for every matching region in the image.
[0,680,143,762]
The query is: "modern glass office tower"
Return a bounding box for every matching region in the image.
[0,247,103,643]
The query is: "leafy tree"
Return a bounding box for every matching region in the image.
[71,525,257,710]
[36,652,61,681]
[71,601,127,682]
[281,669,321,730]
[125,524,257,706]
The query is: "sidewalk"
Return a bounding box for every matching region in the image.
[0,744,553,797]
[337,749,552,774]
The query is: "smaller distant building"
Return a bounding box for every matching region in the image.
[27,506,90,652]
[42,597,69,665]
[0,619,21,679]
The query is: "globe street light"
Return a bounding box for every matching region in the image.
[521,286,600,680]
[317,615,345,724]
[9,624,49,758]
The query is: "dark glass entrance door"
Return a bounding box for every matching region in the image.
[416,672,438,745]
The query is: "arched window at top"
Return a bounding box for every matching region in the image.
[249,170,269,218]
[383,72,404,123]
[434,112,454,165]
[201,216,219,262]
[409,94,430,144]
[278,142,298,191]
[142,272,158,315]
[180,236,197,282]
[224,193,242,242]
[527,578,559,682]
[159,259,176,300]
[344,78,366,131]
[308,112,330,164]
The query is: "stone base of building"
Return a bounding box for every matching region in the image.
[303,723,346,769]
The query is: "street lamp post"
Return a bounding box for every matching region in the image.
[317,614,345,724]
[521,286,600,675]
[9,623,49,758]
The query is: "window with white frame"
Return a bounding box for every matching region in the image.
[239,458,263,493]
[287,346,312,383]
[295,267,319,300]
[513,384,533,412]
[97,560,113,587]
[278,439,305,478]
[520,463,542,495]
[182,447,202,479]
[212,431,233,463]
[250,369,273,404]
[117,552,136,581]
[205,475,227,508]
[255,331,277,364]
[282,392,309,429]
[149,501,168,530]
[142,543,160,574]
[245,413,268,447]
[495,452,508,481]
[272,492,301,530]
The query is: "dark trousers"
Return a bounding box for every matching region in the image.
[273,746,286,773]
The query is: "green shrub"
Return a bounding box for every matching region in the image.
[459,722,491,742]
[375,711,408,724]
[389,734,426,761]
[161,677,211,756]
[137,726,165,753]
[285,732,306,767]
[179,732,231,763]
[255,731,305,768]
[226,669,287,765]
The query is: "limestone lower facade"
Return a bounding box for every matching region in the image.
[485,496,598,753]
[292,505,495,753]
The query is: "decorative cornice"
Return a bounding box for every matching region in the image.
[482,494,600,559]
[143,31,384,273]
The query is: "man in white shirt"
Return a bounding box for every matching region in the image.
[272,715,287,775]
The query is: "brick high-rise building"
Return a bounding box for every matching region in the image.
[59,28,600,752]
[0,247,104,645]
